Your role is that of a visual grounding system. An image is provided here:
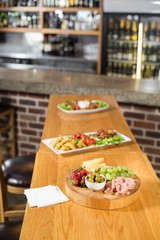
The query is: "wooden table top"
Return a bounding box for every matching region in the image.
[20,95,160,240]
[40,94,141,153]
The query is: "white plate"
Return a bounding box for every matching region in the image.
[42,131,131,155]
[57,100,109,114]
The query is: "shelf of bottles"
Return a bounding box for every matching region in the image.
[42,0,99,8]
[141,17,160,80]
[0,0,39,7]
[0,0,102,74]
[106,15,139,79]
[43,10,100,33]
[42,34,77,56]
[0,0,100,33]
[106,15,160,80]
[0,11,40,28]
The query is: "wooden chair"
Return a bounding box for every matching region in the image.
[0,103,35,195]
[2,153,36,194]
[0,104,16,160]
[0,160,23,239]
[0,163,25,223]
[0,139,35,220]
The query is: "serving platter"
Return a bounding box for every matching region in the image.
[42,130,131,155]
[65,174,141,210]
[57,100,109,114]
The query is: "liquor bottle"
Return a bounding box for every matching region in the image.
[143,44,150,62]
[156,21,160,42]
[117,63,123,77]
[149,46,157,63]
[0,12,8,27]
[82,0,87,7]
[131,21,138,41]
[48,12,55,28]
[89,0,93,8]
[78,0,83,7]
[119,19,125,40]
[54,0,59,6]
[132,43,137,61]
[114,62,119,76]
[121,63,126,77]
[131,64,136,79]
[146,44,152,62]
[74,0,79,7]
[122,43,127,60]
[117,42,123,60]
[93,0,99,7]
[125,20,131,41]
[107,62,112,76]
[127,43,133,60]
[21,0,28,6]
[143,22,149,41]
[149,20,156,41]
[112,19,119,40]
[143,64,152,78]
[112,42,118,59]
[153,66,160,79]
[68,0,74,7]
[50,0,55,6]
[42,34,52,54]
[108,18,113,40]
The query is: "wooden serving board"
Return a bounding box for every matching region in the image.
[65,175,141,210]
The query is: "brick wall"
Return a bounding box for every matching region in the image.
[0,91,49,155]
[0,91,160,178]
[119,102,160,178]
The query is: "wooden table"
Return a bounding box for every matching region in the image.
[20,95,160,240]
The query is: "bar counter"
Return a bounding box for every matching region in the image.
[20,95,160,240]
[0,67,160,107]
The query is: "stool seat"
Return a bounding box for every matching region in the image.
[0,220,22,240]
[2,155,35,188]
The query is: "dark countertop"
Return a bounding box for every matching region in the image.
[0,67,160,107]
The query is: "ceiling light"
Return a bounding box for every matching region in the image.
[151,1,160,5]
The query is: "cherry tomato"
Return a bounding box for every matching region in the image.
[76,133,81,138]
[80,134,87,142]
[72,134,78,140]
[86,138,96,146]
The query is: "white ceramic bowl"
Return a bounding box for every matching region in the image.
[85,175,106,191]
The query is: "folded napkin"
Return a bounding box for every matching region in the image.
[24,185,69,208]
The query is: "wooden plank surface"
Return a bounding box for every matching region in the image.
[20,151,160,240]
[20,95,160,240]
[40,94,141,153]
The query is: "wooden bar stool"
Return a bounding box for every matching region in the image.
[2,154,36,194]
[0,163,25,223]
[0,104,16,160]
[0,162,24,239]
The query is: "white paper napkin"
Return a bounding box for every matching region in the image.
[24,185,69,208]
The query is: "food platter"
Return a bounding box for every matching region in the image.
[57,100,109,114]
[42,130,131,155]
[65,159,141,210]
[65,174,141,210]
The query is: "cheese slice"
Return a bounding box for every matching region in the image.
[82,158,104,168]
[82,157,104,168]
